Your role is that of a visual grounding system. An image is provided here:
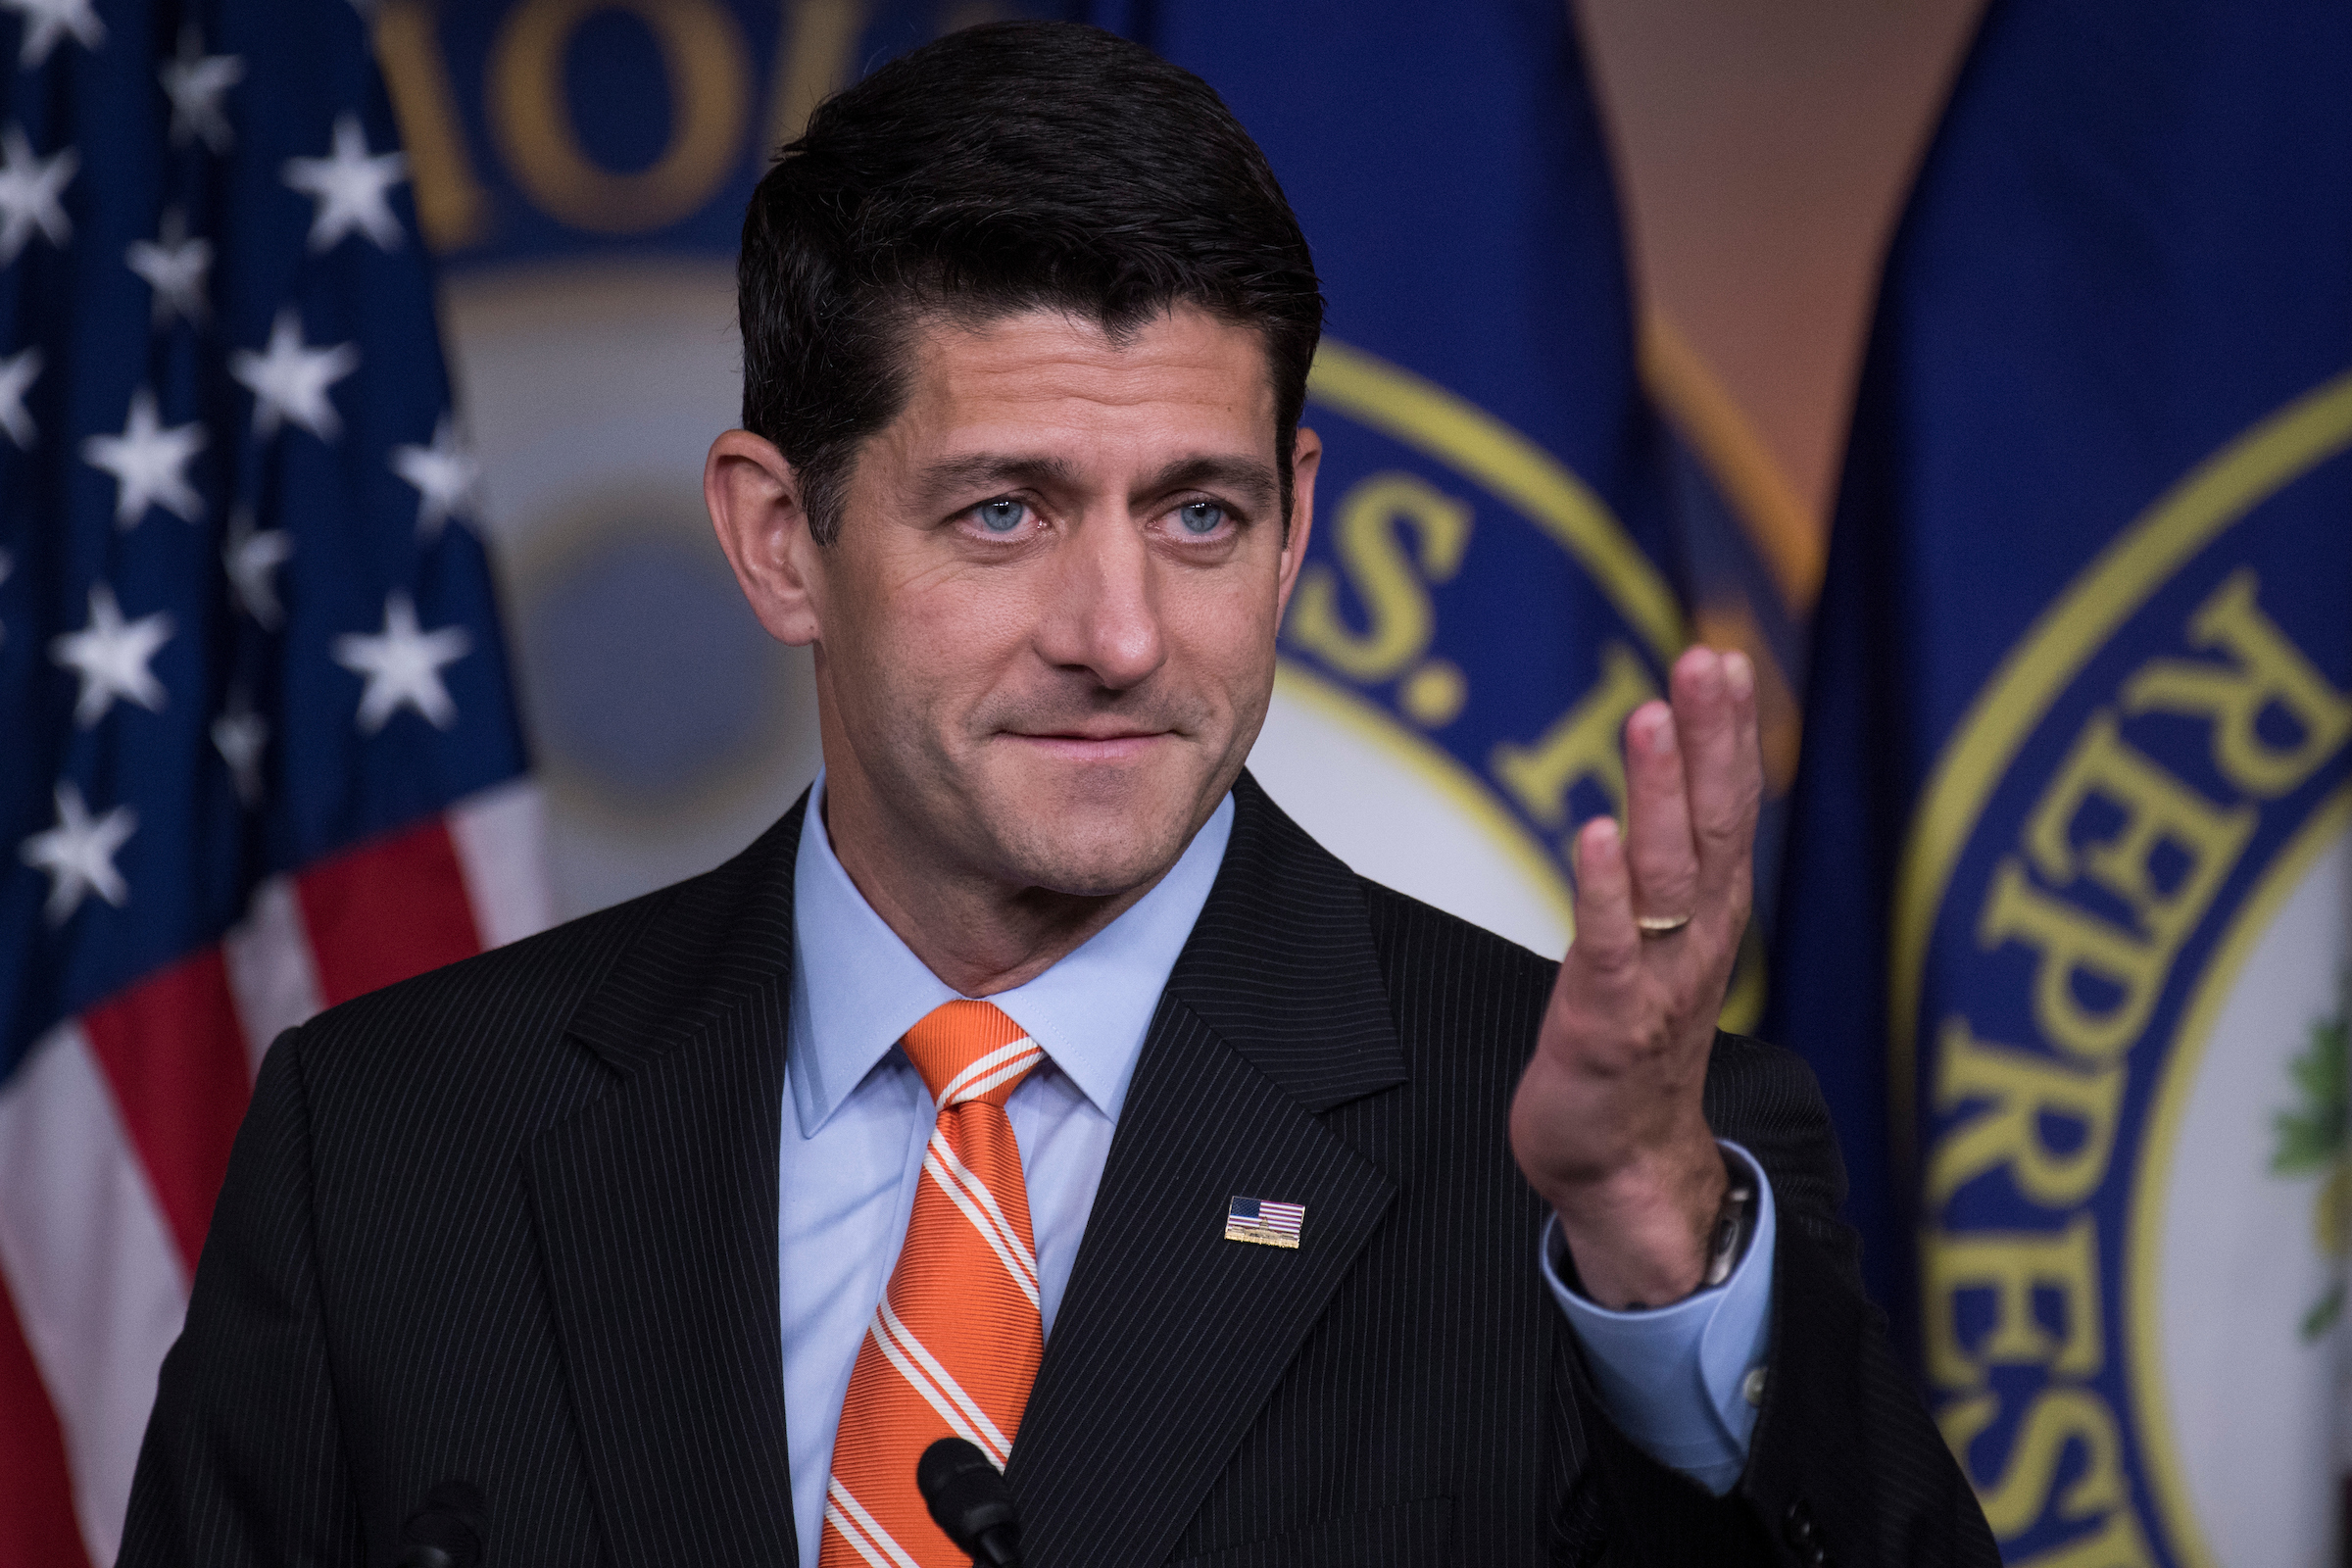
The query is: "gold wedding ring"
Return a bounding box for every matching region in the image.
[1635,912,1694,938]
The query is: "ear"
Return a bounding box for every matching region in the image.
[706,429,823,646]
[1273,425,1322,617]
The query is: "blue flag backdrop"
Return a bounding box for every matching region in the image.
[1770,1,2352,1561]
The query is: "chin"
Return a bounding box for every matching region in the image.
[990,782,1205,899]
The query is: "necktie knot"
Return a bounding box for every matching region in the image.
[901,999,1042,1110]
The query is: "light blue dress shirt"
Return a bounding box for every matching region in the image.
[778,773,1774,1564]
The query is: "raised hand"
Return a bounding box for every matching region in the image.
[1507,646,1763,1309]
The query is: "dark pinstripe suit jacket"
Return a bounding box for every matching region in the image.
[123,773,1993,1568]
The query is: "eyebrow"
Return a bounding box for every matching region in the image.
[1139,455,1281,514]
[912,452,1282,516]
[913,453,1084,505]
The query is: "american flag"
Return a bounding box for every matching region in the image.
[0,1,545,1562]
[1226,1196,1305,1246]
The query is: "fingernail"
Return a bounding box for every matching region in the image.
[1571,817,1612,880]
[1725,650,1754,699]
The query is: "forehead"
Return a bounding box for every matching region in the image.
[884,305,1278,462]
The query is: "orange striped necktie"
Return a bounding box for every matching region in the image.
[821,1000,1046,1568]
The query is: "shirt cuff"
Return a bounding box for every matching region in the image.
[1538,1140,1777,1496]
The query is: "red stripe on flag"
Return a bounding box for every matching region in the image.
[80,950,255,1276]
[297,817,483,1007]
[0,1278,95,1568]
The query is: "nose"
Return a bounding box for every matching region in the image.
[1034,511,1166,691]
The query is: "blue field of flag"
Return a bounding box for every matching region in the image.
[1225,1197,1305,1249]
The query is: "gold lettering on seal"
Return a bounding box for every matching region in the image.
[1977,708,2258,1059]
[2124,567,2352,799]
[373,0,491,251]
[1929,1019,2124,1208]
[1490,644,1656,831]
[1924,1213,2103,1387]
[2025,711,2256,937]
[2005,1509,2160,1568]
[490,0,751,235]
[1900,378,2352,1559]
[1976,866,2171,1064]
[1286,471,1472,683]
[1971,574,2339,1064]
[1941,1386,2129,1541]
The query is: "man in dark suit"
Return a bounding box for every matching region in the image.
[123,21,1992,1568]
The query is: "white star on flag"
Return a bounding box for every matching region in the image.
[51,583,173,728]
[0,0,104,69]
[20,781,135,926]
[0,344,38,448]
[213,695,269,806]
[229,308,359,441]
[333,591,471,733]
[282,112,407,253]
[160,24,244,153]
[0,123,75,265]
[126,208,212,327]
[223,507,293,628]
[391,415,480,539]
[82,388,207,527]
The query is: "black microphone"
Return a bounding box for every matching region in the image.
[398,1480,485,1568]
[916,1438,1022,1567]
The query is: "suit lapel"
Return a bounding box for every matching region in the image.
[525,800,808,1568]
[1006,775,1409,1568]
[520,776,1404,1567]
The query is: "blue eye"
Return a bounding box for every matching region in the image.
[974,498,1027,533]
[1177,501,1226,535]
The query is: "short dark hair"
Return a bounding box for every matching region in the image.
[738,21,1324,543]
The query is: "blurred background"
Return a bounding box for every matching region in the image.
[4,3,2348,1565]
[402,0,1984,942]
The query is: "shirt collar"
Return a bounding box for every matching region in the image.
[787,770,1234,1139]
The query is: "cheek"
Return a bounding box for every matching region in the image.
[1163,571,1283,693]
[843,568,1041,710]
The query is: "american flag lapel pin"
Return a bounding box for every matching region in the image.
[1225,1195,1304,1250]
